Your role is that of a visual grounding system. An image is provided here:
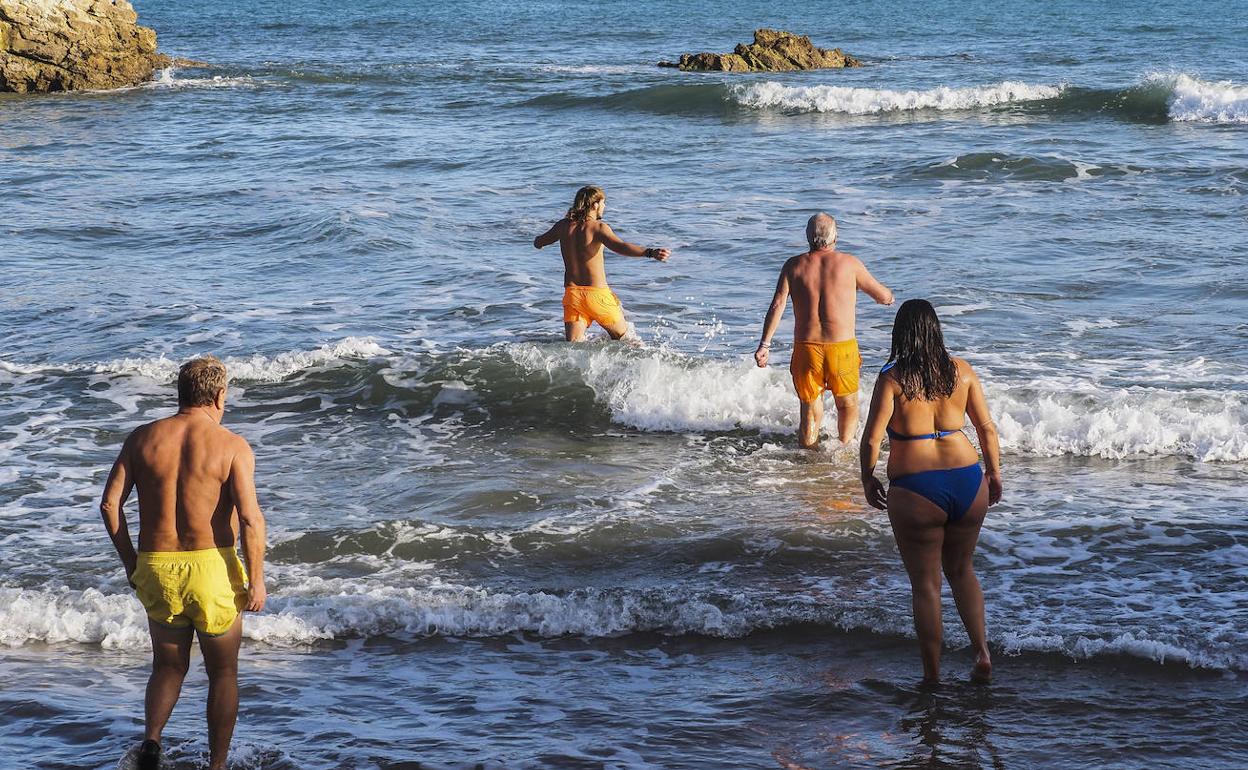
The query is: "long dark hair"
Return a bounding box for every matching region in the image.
[886,299,958,401]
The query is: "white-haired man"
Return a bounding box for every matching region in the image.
[754,213,894,448]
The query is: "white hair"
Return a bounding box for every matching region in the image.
[807,213,837,249]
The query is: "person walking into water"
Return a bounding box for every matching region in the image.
[533,185,671,342]
[100,356,268,770]
[754,213,894,447]
[859,299,1002,684]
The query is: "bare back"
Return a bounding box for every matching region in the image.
[884,358,984,478]
[125,414,244,551]
[553,218,609,287]
[785,249,866,342]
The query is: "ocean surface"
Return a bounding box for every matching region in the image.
[2,0,1247,767]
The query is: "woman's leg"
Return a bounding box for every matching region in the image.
[941,480,991,681]
[887,486,948,683]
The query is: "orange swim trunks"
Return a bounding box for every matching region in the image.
[790,339,862,402]
[562,285,625,329]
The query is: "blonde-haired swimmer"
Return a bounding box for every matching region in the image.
[754,213,894,448]
[100,356,267,770]
[534,185,671,342]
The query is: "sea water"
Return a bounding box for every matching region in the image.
[1,0,1246,767]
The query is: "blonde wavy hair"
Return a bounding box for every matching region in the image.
[178,356,227,407]
[567,185,605,221]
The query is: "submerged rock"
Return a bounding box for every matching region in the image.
[0,0,169,93]
[659,29,862,73]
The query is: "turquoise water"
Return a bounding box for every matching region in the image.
[2,1,1246,767]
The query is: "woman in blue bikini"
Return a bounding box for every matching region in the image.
[860,299,1003,684]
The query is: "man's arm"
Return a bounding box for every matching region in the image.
[228,439,268,612]
[100,434,138,580]
[855,257,895,305]
[859,374,896,509]
[533,220,562,250]
[598,222,670,261]
[754,263,791,367]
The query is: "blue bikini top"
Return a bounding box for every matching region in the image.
[880,361,963,441]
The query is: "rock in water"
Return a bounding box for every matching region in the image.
[659,29,863,72]
[0,0,168,93]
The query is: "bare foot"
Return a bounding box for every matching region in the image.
[971,652,992,683]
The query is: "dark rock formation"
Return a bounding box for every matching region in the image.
[659,29,862,72]
[0,0,169,93]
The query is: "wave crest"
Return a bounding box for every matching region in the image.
[728,80,1063,114]
[2,583,1239,670]
[0,337,388,384]
[1166,73,1248,123]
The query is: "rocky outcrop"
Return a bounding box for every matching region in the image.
[659,29,862,72]
[0,0,168,93]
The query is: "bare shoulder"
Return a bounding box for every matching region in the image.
[212,425,252,458]
[952,357,978,381]
[838,250,865,268]
[875,368,901,400]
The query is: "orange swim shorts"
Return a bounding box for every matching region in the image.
[562,285,625,329]
[790,339,862,402]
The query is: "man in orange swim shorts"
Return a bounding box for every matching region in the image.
[754,213,895,448]
[534,185,671,341]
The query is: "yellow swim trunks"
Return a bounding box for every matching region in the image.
[790,339,862,402]
[562,285,625,329]
[132,547,248,636]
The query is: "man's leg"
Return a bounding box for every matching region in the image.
[198,615,243,770]
[564,320,589,342]
[145,620,194,745]
[601,316,630,340]
[798,397,823,449]
[833,392,859,444]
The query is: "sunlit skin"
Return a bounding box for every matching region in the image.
[755,214,893,447]
[534,196,671,341]
[100,386,266,770]
[859,357,1003,684]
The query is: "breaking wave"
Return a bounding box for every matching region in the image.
[1,583,1240,670]
[0,337,389,383]
[526,73,1248,124]
[729,80,1063,114]
[4,341,1247,461]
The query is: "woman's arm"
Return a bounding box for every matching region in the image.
[963,361,1002,505]
[859,374,895,509]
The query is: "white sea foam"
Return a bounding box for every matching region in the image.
[729,80,1062,114]
[1164,73,1248,123]
[147,67,257,90]
[502,344,1248,461]
[988,379,1248,461]
[3,583,1240,670]
[0,337,388,384]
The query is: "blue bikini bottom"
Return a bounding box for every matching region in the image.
[889,464,984,522]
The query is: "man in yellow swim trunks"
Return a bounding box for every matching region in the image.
[754,213,895,448]
[534,185,671,341]
[100,356,267,770]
